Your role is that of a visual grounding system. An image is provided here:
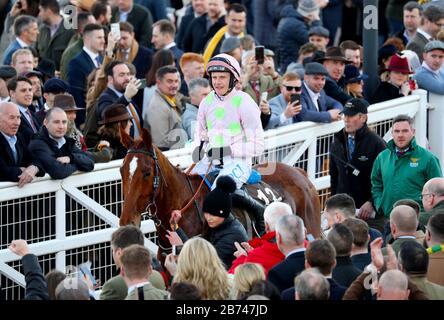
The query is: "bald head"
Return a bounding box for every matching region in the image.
[390,205,418,235]
[425,177,444,193]
[377,270,409,300]
[263,202,293,232]
[0,102,21,136]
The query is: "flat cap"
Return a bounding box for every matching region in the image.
[308,26,330,38]
[424,40,444,53]
[0,65,17,80]
[43,78,69,94]
[304,62,329,76]
[220,37,241,54]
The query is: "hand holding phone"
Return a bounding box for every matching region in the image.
[290,93,300,104]
[110,23,121,39]
[78,261,97,287]
[172,245,183,256]
[255,46,265,65]
[139,78,147,89]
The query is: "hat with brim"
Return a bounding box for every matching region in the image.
[53,94,84,112]
[424,40,444,53]
[98,104,132,125]
[317,47,351,64]
[304,62,329,76]
[384,53,413,74]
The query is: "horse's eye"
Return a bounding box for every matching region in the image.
[143,171,151,179]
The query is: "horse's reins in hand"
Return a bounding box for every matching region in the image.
[169,162,212,230]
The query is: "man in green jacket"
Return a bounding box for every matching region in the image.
[419,177,444,226]
[371,114,442,232]
[37,0,75,71]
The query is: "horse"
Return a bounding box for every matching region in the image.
[119,128,321,261]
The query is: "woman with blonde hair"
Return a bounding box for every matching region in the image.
[230,263,266,300]
[169,237,230,300]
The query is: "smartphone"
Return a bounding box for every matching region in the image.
[255,45,265,65]
[172,245,183,256]
[110,23,121,38]
[290,93,300,104]
[78,261,97,286]
[260,91,268,102]
[408,79,417,91]
[306,234,315,242]
[139,78,147,89]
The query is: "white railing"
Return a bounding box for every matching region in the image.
[0,90,431,299]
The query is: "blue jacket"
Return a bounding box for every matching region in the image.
[266,94,293,130]
[268,250,306,292]
[67,49,102,125]
[277,5,321,73]
[2,39,23,65]
[296,83,343,123]
[28,126,94,180]
[413,65,444,95]
[135,0,167,22]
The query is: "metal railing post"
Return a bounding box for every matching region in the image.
[55,188,66,272]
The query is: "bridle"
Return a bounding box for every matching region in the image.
[127,147,162,227]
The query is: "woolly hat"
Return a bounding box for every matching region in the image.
[202,176,237,218]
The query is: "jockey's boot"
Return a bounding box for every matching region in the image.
[232,188,266,236]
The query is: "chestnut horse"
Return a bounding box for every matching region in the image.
[119,128,320,259]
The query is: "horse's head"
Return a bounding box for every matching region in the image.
[119,127,159,226]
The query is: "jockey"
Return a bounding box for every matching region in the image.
[191,53,266,235]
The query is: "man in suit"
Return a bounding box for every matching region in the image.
[116,21,153,79]
[281,239,347,301]
[176,0,208,50]
[327,223,362,288]
[266,72,302,130]
[203,3,247,63]
[2,15,38,66]
[267,215,306,293]
[120,245,168,300]
[36,0,75,71]
[182,0,226,54]
[152,19,183,69]
[0,101,44,185]
[86,61,141,148]
[406,5,444,61]
[144,66,187,151]
[394,1,423,46]
[100,225,166,300]
[297,62,342,123]
[59,12,97,81]
[425,213,444,286]
[382,205,422,257]
[28,107,94,180]
[319,47,354,105]
[8,76,41,145]
[67,23,105,126]
[112,0,154,48]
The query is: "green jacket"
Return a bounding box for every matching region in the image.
[59,37,83,81]
[125,282,168,300]
[36,19,75,71]
[242,74,280,105]
[371,138,442,218]
[409,274,444,300]
[100,271,166,300]
[419,200,444,227]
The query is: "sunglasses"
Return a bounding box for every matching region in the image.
[283,85,302,92]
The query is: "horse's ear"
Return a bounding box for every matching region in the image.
[120,124,133,149]
[141,127,153,149]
